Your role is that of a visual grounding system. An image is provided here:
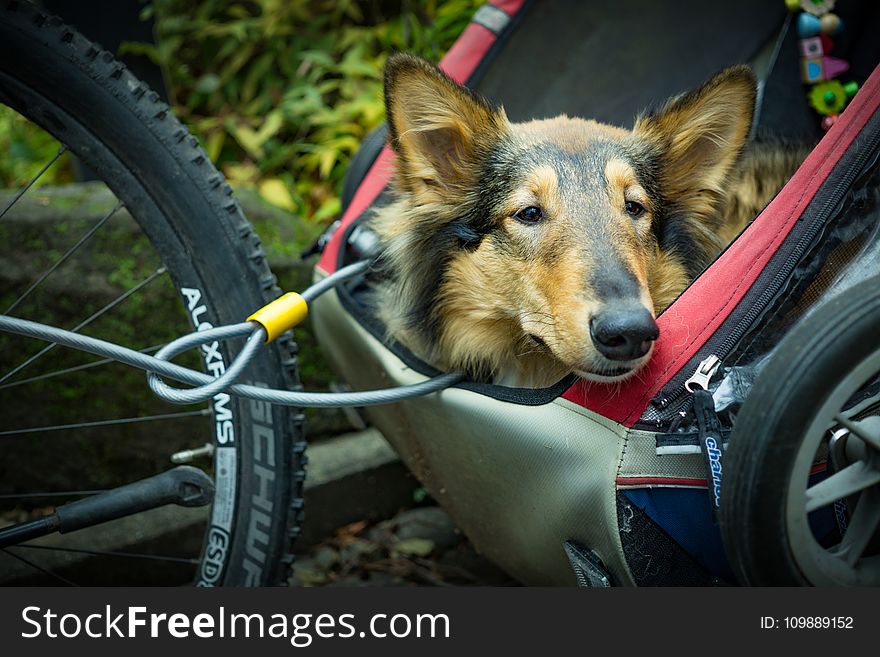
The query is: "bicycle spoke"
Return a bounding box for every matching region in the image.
[0,342,166,390]
[0,145,67,219]
[834,414,880,451]
[805,461,880,513]
[1,547,78,586]
[4,200,124,315]
[13,543,200,565]
[0,408,210,437]
[0,490,105,500]
[830,487,880,567]
[0,265,168,385]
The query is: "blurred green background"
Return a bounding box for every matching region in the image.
[2,0,481,234]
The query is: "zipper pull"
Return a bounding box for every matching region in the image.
[685,355,725,522]
[685,354,721,392]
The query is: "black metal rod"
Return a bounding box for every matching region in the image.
[0,516,61,549]
[0,466,213,548]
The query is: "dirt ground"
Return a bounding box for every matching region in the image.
[291,506,518,587]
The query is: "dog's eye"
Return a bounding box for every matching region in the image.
[624,200,646,218]
[515,206,544,223]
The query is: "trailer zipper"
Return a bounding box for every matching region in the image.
[643,109,880,428]
[686,355,726,520]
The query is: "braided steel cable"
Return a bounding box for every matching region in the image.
[0,261,464,408]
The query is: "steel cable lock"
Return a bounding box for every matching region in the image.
[0,260,465,408]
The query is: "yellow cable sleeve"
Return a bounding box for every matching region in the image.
[247,292,308,343]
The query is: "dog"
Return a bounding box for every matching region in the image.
[368,53,805,388]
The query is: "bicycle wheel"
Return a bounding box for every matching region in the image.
[720,276,880,586]
[0,0,304,585]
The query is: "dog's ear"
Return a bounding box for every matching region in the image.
[384,53,508,196]
[634,65,756,222]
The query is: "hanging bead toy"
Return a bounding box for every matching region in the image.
[788,0,859,130]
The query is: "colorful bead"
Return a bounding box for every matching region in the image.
[822,56,850,80]
[809,81,846,114]
[821,114,838,131]
[801,58,825,84]
[797,12,821,37]
[820,13,842,35]
[799,36,823,58]
[801,0,835,17]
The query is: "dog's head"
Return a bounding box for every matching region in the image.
[381,53,755,383]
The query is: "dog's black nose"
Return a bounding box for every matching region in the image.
[590,307,659,361]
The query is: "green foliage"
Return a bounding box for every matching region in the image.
[128,0,482,226]
[0,106,73,188]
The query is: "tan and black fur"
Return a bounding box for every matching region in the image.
[369,53,805,387]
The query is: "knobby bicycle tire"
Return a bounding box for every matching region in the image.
[720,276,880,585]
[0,0,305,585]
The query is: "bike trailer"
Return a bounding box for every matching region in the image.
[310,0,880,585]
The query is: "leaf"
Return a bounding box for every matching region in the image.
[240,51,276,103]
[117,41,160,64]
[230,123,264,159]
[394,538,435,557]
[312,196,341,223]
[294,567,329,586]
[259,178,296,211]
[255,111,284,144]
[205,130,226,162]
[194,73,221,95]
[317,147,337,180]
[222,161,259,185]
